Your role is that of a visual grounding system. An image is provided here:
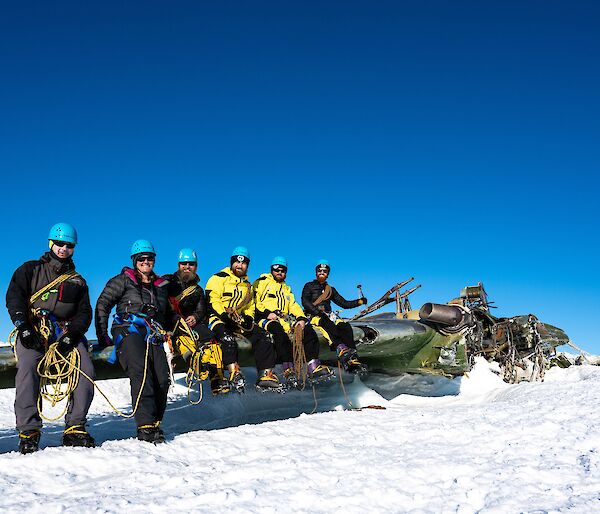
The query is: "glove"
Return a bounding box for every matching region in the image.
[240,315,254,331]
[56,332,79,356]
[359,297,368,306]
[17,323,43,350]
[95,334,113,349]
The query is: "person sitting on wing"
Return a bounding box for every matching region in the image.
[6,222,96,453]
[164,248,229,395]
[301,259,368,374]
[205,246,281,392]
[95,240,170,444]
[253,256,333,388]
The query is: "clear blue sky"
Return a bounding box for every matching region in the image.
[1,1,598,353]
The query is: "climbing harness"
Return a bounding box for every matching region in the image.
[109,313,166,363]
[171,317,225,404]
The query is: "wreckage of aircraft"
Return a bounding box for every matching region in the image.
[0,280,573,389]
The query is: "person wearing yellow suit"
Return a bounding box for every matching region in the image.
[253,256,333,388]
[205,246,281,393]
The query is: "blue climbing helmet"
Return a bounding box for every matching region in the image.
[230,246,250,265]
[130,239,156,258]
[316,259,330,272]
[48,223,78,245]
[178,247,198,263]
[271,256,288,267]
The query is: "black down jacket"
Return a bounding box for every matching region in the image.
[95,267,170,340]
[164,271,206,328]
[6,251,92,338]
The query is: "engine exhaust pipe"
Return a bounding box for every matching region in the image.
[419,303,464,326]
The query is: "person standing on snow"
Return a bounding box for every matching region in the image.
[301,259,368,374]
[95,240,170,444]
[205,246,281,392]
[164,248,229,395]
[253,256,333,388]
[6,223,96,454]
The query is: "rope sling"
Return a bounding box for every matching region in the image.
[225,282,254,329]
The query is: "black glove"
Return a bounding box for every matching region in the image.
[359,297,368,306]
[98,334,113,349]
[17,323,42,351]
[240,315,254,331]
[56,332,79,356]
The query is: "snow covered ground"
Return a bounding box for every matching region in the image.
[0,359,598,513]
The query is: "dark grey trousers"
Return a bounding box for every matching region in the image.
[14,339,95,432]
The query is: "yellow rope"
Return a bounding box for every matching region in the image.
[37,344,80,421]
[186,351,204,405]
[37,339,152,420]
[7,327,18,354]
[177,285,199,302]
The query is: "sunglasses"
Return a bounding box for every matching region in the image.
[179,262,197,267]
[272,267,287,273]
[52,240,75,249]
[136,255,155,263]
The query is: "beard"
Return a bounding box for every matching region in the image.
[178,269,196,283]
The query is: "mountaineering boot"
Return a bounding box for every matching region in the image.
[256,369,285,393]
[62,425,96,448]
[210,368,231,395]
[137,422,165,444]
[228,362,245,393]
[282,366,299,390]
[307,359,334,384]
[337,346,368,376]
[18,430,41,455]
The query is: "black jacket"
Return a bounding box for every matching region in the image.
[95,267,170,340]
[301,280,362,316]
[164,271,206,328]
[6,252,92,338]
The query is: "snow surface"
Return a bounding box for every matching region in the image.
[0,359,599,513]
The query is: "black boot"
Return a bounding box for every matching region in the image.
[137,422,165,444]
[228,363,246,393]
[62,425,96,448]
[210,372,231,395]
[18,430,41,455]
[282,367,299,389]
[337,346,368,376]
[308,359,335,384]
[256,369,285,393]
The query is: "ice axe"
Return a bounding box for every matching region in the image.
[357,284,364,300]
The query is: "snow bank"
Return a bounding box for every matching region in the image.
[0,362,599,513]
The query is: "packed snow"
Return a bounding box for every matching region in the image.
[0,359,598,513]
